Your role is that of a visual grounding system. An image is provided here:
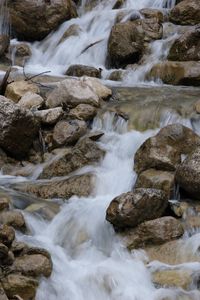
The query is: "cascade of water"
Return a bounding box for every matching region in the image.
[0,0,9,35]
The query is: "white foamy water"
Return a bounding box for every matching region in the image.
[16,0,177,85]
[5,113,197,300]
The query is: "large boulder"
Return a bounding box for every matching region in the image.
[149,61,200,86]
[39,137,104,179]
[175,148,200,200]
[13,173,94,199]
[5,81,40,103]
[7,0,77,41]
[107,19,162,68]
[170,0,200,25]
[66,64,102,78]
[122,216,184,249]
[0,211,26,231]
[106,188,168,229]
[168,26,200,61]
[0,96,39,159]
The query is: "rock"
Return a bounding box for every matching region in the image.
[53,119,87,146]
[12,254,52,277]
[134,136,180,174]
[18,92,44,110]
[175,148,200,200]
[25,203,59,220]
[135,169,175,199]
[170,0,200,25]
[14,173,94,199]
[39,137,104,179]
[194,99,200,114]
[2,250,15,266]
[82,77,112,101]
[0,284,8,300]
[0,243,8,259]
[0,211,26,231]
[1,274,38,300]
[68,104,97,120]
[112,0,124,9]
[0,195,10,212]
[149,61,200,86]
[108,70,124,81]
[58,24,80,44]
[5,81,40,103]
[46,78,100,108]
[11,241,28,257]
[66,64,102,78]
[140,8,164,23]
[152,269,193,290]
[0,225,15,247]
[168,26,200,61]
[122,216,184,249]
[12,43,32,66]
[34,107,64,125]
[0,96,39,159]
[8,0,77,41]
[106,188,168,229]
[0,35,9,57]
[107,21,144,68]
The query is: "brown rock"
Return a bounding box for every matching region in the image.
[0,211,26,231]
[34,107,64,125]
[66,64,101,78]
[106,188,168,229]
[0,195,10,212]
[170,0,200,25]
[140,8,164,23]
[8,0,77,41]
[0,243,8,259]
[122,216,184,249]
[0,35,9,57]
[0,225,15,247]
[135,169,175,198]
[53,119,87,147]
[194,99,200,114]
[68,104,97,121]
[18,92,44,110]
[1,274,38,300]
[5,81,40,103]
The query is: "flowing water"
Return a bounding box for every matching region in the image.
[1,0,200,299]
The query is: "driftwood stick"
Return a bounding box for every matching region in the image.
[24,70,51,81]
[80,39,104,55]
[0,67,12,95]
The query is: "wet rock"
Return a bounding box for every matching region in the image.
[58,24,80,44]
[68,104,97,120]
[0,243,8,259]
[176,148,200,200]
[8,0,77,41]
[66,64,102,78]
[194,99,200,114]
[152,269,193,290]
[12,43,32,66]
[5,81,40,103]
[107,21,144,68]
[140,8,164,23]
[11,241,28,257]
[0,225,15,247]
[0,96,39,159]
[108,70,124,81]
[40,137,104,179]
[168,26,200,61]
[106,188,168,229]
[0,35,9,57]
[112,0,124,9]
[82,77,112,101]
[46,78,100,108]
[0,211,26,231]
[149,61,200,86]
[53,119,87,147]
[135,169,175,199]
[14,173,94,199]
[170,0,200,25]
[2,250,15,266]
[34,107,64,125]
[122,216,184,249]
[0,195,10,212]
[25,203,59,220]
[134,136,180,174]
[12,254,52,277]
[18,92,44,110]
[1,274,38,300]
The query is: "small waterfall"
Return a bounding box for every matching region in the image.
[0,0,9,35]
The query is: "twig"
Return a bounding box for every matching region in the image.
[24,70,51,81]
[0,67,11,95]
[80,39,104,55]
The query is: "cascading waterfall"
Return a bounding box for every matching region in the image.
[19,0,177,83]
[0,0,9,35]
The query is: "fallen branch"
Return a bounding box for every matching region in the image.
[24,70,51,82]
[80,39,104,55]
[0,67,12,96]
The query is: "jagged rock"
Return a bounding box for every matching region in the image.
[13,173,94,199]
[8,0,77,41]
[170,0,200,25]
[39,137,104,179]
[140,8,164,23]
[176,148,200,200]
[0,96,39,159]
[46,78,100,108]
[82,77,112,100]
[18,92,44,110]
[5,81,40,103]
[122,216,184,249]
[149,61,200,86]
[1,274,38,300]
[66,64,102,78]
[0,35,9,57]
[0,211,26,231]
[0,225,15,247]
[68,104,97,120]
[168,26,200,61]
[106,188,168,229]
[135,169,175,199]
[53,119,87,146]
[34,107,64,125]
[12,254,52,277]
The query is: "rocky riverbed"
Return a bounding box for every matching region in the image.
[0,0,200,300]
